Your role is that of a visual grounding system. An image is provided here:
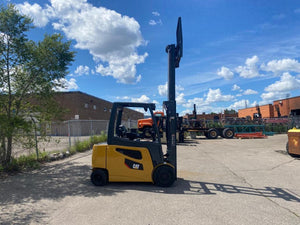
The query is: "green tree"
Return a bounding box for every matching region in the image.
[224,109,237,115]
[0,4,75,167]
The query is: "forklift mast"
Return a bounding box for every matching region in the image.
[164,17,183,179]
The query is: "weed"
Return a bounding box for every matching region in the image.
[1,133,107,174]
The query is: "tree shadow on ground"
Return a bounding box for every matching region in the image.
[0,158,121,224]
[1,155,300,224]
[1,160,299,206]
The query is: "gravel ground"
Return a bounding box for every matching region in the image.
[12,136,91,157]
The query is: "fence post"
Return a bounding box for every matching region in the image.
[30,116,39,160]
[90,120,93,136]
[68,120,71,150]
[34,122,38,160]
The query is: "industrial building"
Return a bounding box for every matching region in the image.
[238,96,300,119]
[53,91,143,121]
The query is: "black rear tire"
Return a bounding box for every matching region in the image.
[223,128,234,139]
[153,165,175,187]
[91,169,108,186]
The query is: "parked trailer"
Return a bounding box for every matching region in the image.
[183,104,235,139]
[186,127,234,139]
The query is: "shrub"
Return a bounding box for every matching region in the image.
[74,139,91,152]
[1,133,108,173]
[90,132,107,144]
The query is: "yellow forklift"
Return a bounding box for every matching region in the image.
[91,18,183,187]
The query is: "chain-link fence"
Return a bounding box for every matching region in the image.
[12,119,139,157]
[51,120,109,136]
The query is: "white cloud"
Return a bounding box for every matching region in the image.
[54,78,78,91]
[260,72,300,104]
[149,19,162,26]
[149,20,157,26]
[243,89,258,95]
[235,55,260,78]
[228,99,257,110]
[182,97,206,109]
[158,82,186,106]
[95,53,148,84]
[152,100,159,105]
[131,95,151,103]
[261,58,300,74]
[16,2,53,27]
[176,93,185,105]
[232,84,241,91]
[228,100,249,110]
[136,74,142,83]
[152,11,160,16]
[74,65,89,75]
[260,92,288,104]
[180,90,238,115]
[149,11,162,26]
[264,72,300,92]
[206,88,235,103]
[177,88,235,114]
[158,82,184,97]
[116,96,130,100]
[179,109,192,116]
[217,66,234,80]
[158,82,168,96]
[17,0,148,84]
[176,85,184,92]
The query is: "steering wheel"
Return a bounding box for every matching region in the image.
[118,125,127,137]
[150,129,157,141]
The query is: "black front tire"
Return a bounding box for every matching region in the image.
[207,128,218,139]
[153,165,175,187]
[91,169,108,186]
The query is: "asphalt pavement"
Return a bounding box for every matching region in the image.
[1,134,300,225]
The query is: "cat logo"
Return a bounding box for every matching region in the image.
[133,164,140,169]
[125,159,144,170]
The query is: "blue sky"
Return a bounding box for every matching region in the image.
[4,0,300,115]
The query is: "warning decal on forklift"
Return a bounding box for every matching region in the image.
[125,159,144,170]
